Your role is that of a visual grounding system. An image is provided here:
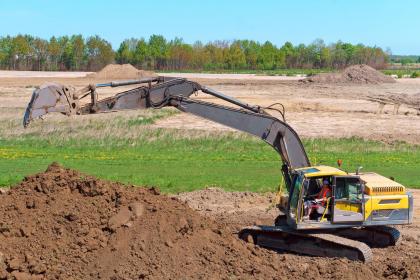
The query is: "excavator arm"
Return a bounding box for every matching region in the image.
[23,77,310,190]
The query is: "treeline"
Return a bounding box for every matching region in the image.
[390,55,420,65]
[0,35,113,71]
[0,34,390,71]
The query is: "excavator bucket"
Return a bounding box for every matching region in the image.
[23,83,78,128]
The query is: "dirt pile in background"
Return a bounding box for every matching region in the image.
[0,164,418,279]
[304,64,396,84]
[87,64,156,79]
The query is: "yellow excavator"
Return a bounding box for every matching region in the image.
[23,76,413,262]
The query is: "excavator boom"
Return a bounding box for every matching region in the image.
[23,77,310,187]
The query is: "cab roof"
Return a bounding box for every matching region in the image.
[295,165,347,178]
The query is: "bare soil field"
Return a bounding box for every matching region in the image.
[1,70,419,144]
[154,75,420,144]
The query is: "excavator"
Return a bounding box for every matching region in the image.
[23,76,414,262]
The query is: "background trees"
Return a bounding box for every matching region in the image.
[0,34,393,71]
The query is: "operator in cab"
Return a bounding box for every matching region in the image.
[303,178,332,220]
[317,179,332,205]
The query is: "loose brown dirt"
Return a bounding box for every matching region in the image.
[87,64,156,79]
[0,164,419,279]
[304,64,396,84]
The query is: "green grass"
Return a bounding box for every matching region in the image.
[1,136,419,193]
[381,69,420,78]
[158,68,334,76]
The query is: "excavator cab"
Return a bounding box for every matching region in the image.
[286,166,347,228]
[286,165,412,230]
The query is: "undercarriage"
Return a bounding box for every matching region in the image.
[239,215,400,262]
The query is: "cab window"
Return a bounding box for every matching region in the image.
[289,174,303,217]
[335,177,362,200]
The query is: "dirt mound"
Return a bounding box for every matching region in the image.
[0,164,307,279]
[87,64,156,79]
[305,64,396,84]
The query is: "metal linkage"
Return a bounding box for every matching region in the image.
[201,86,262,114]
[95,77,163,88]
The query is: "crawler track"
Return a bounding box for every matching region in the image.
[333,226,401,248]
[239,225,373,263]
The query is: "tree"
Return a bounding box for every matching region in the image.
[190,41,205,69]
[48,36,61,70]
[148,35,168,70]
[240,40,260,69]
[86,35,114,71]
[320,46,331,68]
[203,41,225,70]
[32,38,48,70]
[0,34,391,71]
[168,37,193,70]
[281,42,297,68]
[0,36,13,69]
[133,38,149,68]
[11,35,31,70]
[226,41,246,70]
[116,38,139,65]
[309,39,326,68]
[257,41,278,70]
[71,35,86,70]
[116,40,132,64]
[330,41,347,68]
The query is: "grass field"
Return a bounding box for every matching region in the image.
[1,132,419,192]
[158,68,334,76]
[382,69,420,78]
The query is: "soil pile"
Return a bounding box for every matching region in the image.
[87,64,156,79]
[304,64,396,84]
[0,164,312,279]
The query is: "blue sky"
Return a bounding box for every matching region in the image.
[0,0,418,55]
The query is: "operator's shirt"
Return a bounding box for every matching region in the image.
[317,185,331,206]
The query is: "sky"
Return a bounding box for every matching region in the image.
[0,0,418,55]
